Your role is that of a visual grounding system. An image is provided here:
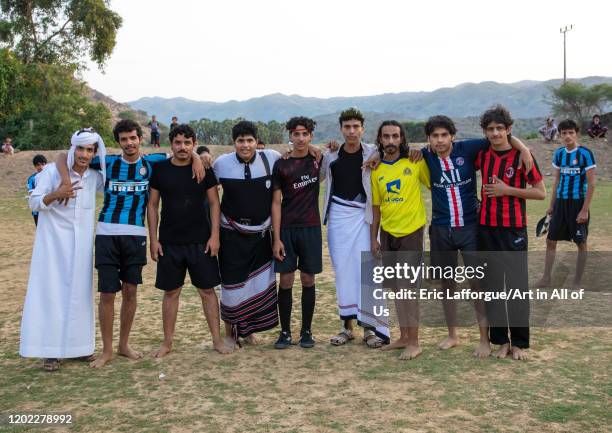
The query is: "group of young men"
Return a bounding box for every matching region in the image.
[19,104,596,370]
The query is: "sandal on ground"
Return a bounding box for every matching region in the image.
[330,328,354,346]
[363,330,384,349]
[43,358,60,372]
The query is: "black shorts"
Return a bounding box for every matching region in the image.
[429,224,479,268]
[274,226,322,275]
[547,199,589,243]
[95,235,147,293]
[155,243,221,291]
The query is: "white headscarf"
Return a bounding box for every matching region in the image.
[69,128,107,182]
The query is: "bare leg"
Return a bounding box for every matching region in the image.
[439,280,459,350]
[223,321,239,350]
[198,288,232,354]
[536,239,557,287]
[383,298,421,359]
[344,319,354,331]
[573,242,587,289]
[471,281,491,358]
[152,287,181,358]
[118,282,141,360]
[90,292,115,368]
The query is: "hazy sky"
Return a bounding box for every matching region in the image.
[82,0,612,103]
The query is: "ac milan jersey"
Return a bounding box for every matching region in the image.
[475,148,542,228]
[422,139,489,227]
[272,154,321,228]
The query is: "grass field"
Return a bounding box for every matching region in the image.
[0,144,611,433]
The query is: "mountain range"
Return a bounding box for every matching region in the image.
[127,76,612,125]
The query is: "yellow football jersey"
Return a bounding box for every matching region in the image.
[371,157,430,237]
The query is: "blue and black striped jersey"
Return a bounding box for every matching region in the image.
[91,153,167,234]
[552,146,596,200]
[27,172,38,216]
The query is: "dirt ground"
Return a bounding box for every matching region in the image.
[0,140,610,433]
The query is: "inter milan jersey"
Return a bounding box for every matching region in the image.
[475,148,542,228]
[272,154,321,227]
[552,146,596,200]
[91,153,167,236]
[27,172,39,216]
[422,139,489,227]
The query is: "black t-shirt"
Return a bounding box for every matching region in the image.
[331,144,365,202]
[272,154,321,227]
[149,159,218,244]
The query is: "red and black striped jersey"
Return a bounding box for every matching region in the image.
[475,148,542,228]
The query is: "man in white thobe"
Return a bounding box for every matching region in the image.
[20,129,106,371]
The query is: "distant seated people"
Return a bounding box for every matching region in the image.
[2,136,15,155]
[538,117,558,142]
[256,139,266,150]
[170,116,179,131]
[587,114,607,139]
[148,115,161,147]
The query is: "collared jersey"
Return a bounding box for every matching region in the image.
[422,139,489,227]
[371,157,430,237]
[552,146,596,199]
[213,149,281,225]
[91,153,168,236]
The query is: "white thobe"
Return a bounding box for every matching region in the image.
[20,163,103,358]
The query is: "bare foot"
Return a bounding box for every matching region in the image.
[223,336,240,350]
[511,346,528,361]
[90,352,112,368]
[398,345,422,360]
[535,277,551,287]
[438,336,459,350]
[151,344,172,358]
[381,338,410,351]
[473,341,491,358]
[243,334,262,346]
[491,343,510,359]
[213,340,234,354]
[118,345,142,360]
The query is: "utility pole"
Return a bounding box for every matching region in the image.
[560,25,573,83]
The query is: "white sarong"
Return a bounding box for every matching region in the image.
[327,197,390,342]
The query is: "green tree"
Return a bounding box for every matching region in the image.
[549,82,612,124]
[0,0,122,69]
[401,121,426,143]
[0,48,113,150]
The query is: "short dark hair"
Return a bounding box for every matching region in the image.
[169,124,197,142]
[196,145,210,155]
[376,120,409,159]
[558,119,580,132]
[232,120,258,141]
[286,116,316,133]
[172,116,178,121]
[113,119,143,142]
[592,114,601,121]
[32,154,47,166]
[425,115,457,136]
[339,108,365,126]
[480,105,514,129]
